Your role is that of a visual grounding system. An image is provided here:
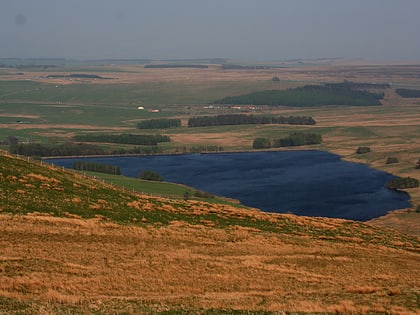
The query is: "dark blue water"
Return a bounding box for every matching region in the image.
[48,150,410,221]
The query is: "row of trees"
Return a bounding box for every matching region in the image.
[395,88,420,98]
[72,161,121,175]
[174,145,224,153]
[188,114,316,127]
[329,81,390,89]
[139,170,163,181]
[274,133,323,147]
[386,177,419,190]
[137,119,181,129]
[253,132,323,149]
[216,82,385,107]
[10,143,163,157]
[10,143,107,157]
[73,134,170,145]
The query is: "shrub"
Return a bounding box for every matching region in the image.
[356,146,371,154]
[194,190,215,199]
[253,137,271,149]
[139,170,163,181]
[386,157,399,164]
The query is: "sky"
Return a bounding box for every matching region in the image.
[1,0,420,61]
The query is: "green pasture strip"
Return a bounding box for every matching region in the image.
[83,171,242,207]
[0,101,174,127]
[0,80,46,95]
[0,128,50,143]
[84,171,190,197]
[0,80,301,106]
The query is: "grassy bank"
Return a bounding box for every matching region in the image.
[0,150,419,313]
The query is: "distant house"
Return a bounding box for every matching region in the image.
[148,109,160,113]
[137,106,144,110]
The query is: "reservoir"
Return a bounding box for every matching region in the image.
[48,150,410,221]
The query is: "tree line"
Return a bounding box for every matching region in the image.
[216,82,385,107]
[10,143,163,157]
[174,145,224,153]
[10,143,107,157]
[139,170,163,181]
[395,88,420,98]
[74,134,170,145]
[72,161,121,175]
[253,132,323,149]
[386,177,419,190]
[188,114,316,127]
[137,119,181,129]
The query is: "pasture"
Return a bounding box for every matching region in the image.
[1,61,419,232]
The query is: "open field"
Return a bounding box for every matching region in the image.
[1,61,419,235]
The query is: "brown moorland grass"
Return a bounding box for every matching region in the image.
[0,213,419,314]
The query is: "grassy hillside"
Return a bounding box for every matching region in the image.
[1,151,419,314]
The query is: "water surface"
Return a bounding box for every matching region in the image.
[48,150,410,221]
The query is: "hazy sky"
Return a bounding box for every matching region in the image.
[2,0,420,61]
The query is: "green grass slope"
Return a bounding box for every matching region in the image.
[1,150,418,251]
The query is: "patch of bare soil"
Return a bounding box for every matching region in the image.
[0,114,40,119]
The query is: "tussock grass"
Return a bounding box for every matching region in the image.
[0,213,419,314]
[0,151,419,313]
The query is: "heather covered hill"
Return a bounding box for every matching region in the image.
[0,151,419,314]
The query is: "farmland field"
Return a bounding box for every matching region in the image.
[1,60,420,232]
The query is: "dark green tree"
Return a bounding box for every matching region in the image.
[7,136,19,145]
[386,177,419,190]
[139,170,163,181]
[356,147,371,154]
[253,137,271,149]
[386,157,399,164]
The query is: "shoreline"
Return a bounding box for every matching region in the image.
[44,148,412,222]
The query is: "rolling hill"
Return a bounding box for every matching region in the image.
[0,151,419,314]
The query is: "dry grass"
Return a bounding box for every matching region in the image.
[0,213,419,313]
